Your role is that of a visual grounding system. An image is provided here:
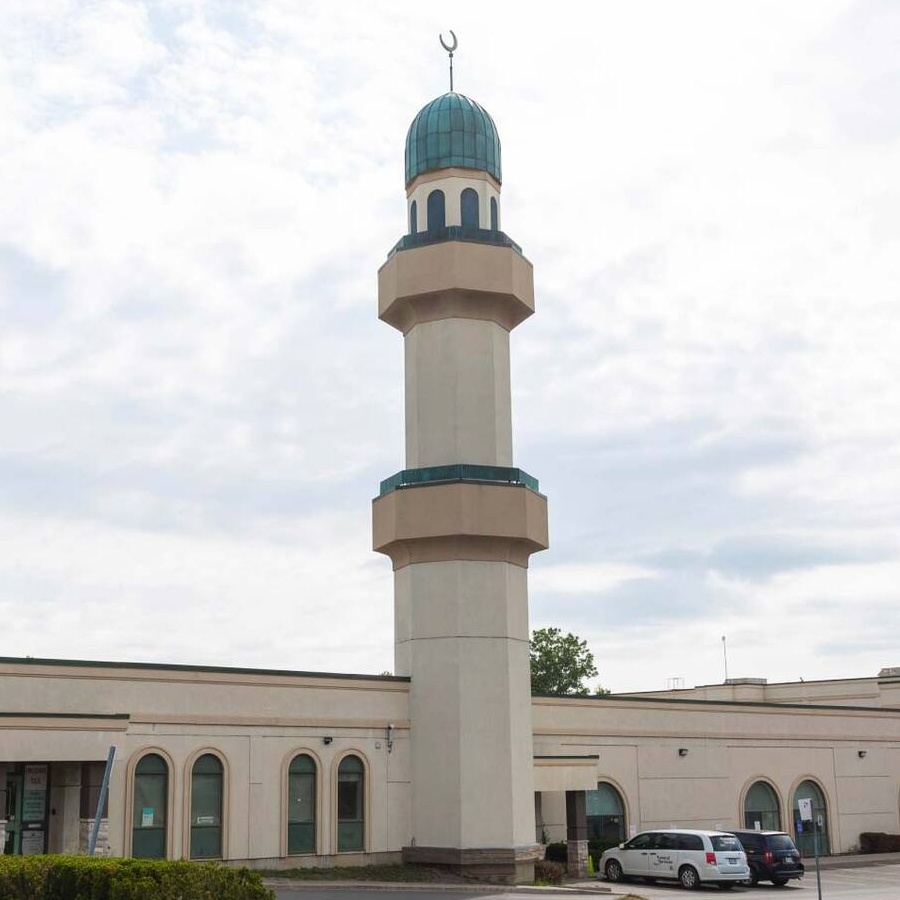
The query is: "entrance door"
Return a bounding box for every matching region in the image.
[793,780,830,856]
[4,769,23,854]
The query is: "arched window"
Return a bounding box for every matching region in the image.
[586,782,626,846]
[490,196,499,231]
[132,753,168,859]
[287,754,317,854]
[744,781,781,830]
[792,780,830,856]
[460,188,479,228]
[409,200,417,235]
[426,189,445,232]
[190,754,223,859]
[337,755,365,851]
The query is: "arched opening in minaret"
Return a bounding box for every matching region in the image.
[490,196,499,231]
[427,189,445,232]
[461,188,479,229]
[409,200,417,234]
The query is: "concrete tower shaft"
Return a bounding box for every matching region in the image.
[373,89,547,883]
[378,238,534,468]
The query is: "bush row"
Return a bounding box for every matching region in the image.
[533,859,565,884]
[545,838,618,867]
[859,832,900,853]
[0,856,274,900]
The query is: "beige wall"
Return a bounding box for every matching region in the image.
[1,660,410,866]
[3,661,900,865]
[533,690,900,853]
[405,318,512,467]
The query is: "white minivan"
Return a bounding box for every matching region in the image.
[600,829,749,889]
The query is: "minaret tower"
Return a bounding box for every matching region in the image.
[373,42,548,884]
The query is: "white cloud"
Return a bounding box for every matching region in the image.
[1,0,898,691]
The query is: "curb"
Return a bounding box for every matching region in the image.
[262,880,611,894]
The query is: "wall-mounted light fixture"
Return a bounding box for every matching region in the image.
[858,750,867,758]
[322,736,333,745]
[387,723,395,754]
[678,748,689,757]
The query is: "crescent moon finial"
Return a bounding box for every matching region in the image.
[439,31,458,54]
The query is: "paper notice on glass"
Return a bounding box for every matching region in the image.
[142,808,154,827]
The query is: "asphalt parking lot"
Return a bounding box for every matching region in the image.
[269,856,900,900]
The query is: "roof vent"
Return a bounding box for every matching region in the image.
[878,667,900,678]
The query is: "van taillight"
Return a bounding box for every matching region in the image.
[763,851,774,864]
[706,852,716,865]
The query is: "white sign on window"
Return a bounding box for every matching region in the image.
[798,798,813,822]
[24,765,47,791]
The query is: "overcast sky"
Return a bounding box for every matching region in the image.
[2,0,898,693]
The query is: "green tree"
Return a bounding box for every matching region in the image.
[530,627,603,694]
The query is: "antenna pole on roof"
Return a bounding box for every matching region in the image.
[722,634,729,683]
[440,31,457,91]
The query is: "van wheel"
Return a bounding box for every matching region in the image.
[772,877,789,887]
[604,860,623,883]
[679,865,700,890]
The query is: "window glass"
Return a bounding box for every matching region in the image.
[427,190,445,232]
[190,754,223,859]
[678,833,704,850]
[586,782,626,846]
[711,835,742,851]
[744,780,781,830]
[287,754,317,854]
[337,756,364,852]
[626,832,652,850]
[460,188,479,229]
[409,201,417,235]
[132,754,167,859]
[769,834,796,851]
[490,197,498,231]
[793,780,830,856]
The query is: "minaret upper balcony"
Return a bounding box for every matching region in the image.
[380,91,533,334]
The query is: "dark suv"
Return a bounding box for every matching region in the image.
[730,830,804,886]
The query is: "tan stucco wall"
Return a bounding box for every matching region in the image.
[4,662,900,864]
[532,692,900,852]
[377,241,534,333]
[1,661,410,865]
[404,318,513,467]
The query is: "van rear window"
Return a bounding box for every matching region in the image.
[711,835,742,852]
[768,835,796,851]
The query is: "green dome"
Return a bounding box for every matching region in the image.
[405,92,501,186]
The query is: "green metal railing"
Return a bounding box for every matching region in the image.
[379,464,539,496]
[387,226,522,258]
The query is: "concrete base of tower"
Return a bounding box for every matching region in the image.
[401,843,543,884]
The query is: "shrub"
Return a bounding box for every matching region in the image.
[588,838,619,862]
[0,856,273,900]
[534,859,566,885]
[544,841,567,863]
[860,832,900,854]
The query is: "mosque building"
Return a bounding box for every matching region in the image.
[2,61,899,883]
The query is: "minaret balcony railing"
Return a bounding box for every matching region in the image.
[387,226,522,259]
[379,464,539,497]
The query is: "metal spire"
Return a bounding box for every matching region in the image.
[440,31,457,91]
